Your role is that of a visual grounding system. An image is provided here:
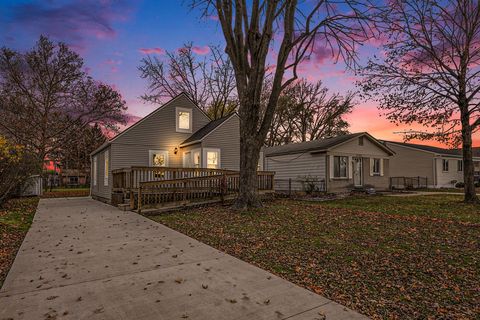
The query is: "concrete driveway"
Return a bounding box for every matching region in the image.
[0,197,367,320]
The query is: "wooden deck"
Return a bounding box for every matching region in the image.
[112,167,275,212]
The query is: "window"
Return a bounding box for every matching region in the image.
[193,150,201,168]
[442,159,449,172]
[104,151,109,186]
[358,136,364,146]
[458,160,463,172]
[333,156,348,178]
[68,176,79,185]
[176,107,192,132]
[203,148,220,169]
[93,156,97,186]
[372,158,381,175]
[149,150,169,167]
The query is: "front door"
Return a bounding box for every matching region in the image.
[353,157,363,187]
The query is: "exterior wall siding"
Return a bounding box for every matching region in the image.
[265,153,326,192]
[435,157,465,187]
[201,115,240,170]
[385,143,435,187]
[91,146,111,200]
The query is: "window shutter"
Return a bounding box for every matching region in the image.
[329,155,334,179]
[380,159,384,176]
[348,156,353,179]
[369,158,374,176]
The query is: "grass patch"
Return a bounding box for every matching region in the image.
[0,197,39,287]
[42,188,89,198]
[151,195,480,319]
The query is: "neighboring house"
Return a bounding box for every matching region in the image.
[90,93,240,202]
[383,141,480,188]
[263,132,395,193]
[60,169,89,187]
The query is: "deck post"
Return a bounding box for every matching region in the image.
[138,186,142,214]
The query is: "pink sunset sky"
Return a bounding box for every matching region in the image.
[2,0,478,147]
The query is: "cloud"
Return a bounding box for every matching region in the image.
[5,0,134,50]
[139,47,165,55]
[192,46,210,55]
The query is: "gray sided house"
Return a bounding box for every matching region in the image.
[264,133,395,193]
[90,93,240,202]
[383,141,480,188]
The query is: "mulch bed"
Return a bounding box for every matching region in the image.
[0,197,39,287]
[152,198,480,319]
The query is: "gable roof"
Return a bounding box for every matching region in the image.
[383,140,463,157]
[265,132,395,157]
[90,93,210,156]
[180,113,238,147]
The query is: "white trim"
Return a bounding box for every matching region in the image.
[380,158,384,176]
[192,148,201,168]
[202,148,221,169]
[149,150,169,167]
[369,157,374,176]
[93,156,97,186]
[104,151,109,186]
[329,155,334,179]
[348,156,353,179]
[176,106,193,133]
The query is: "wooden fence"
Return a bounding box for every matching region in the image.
[111,167,274,212]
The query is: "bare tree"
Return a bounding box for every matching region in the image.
[266,79,353,146]
[358,0,480,203]
[0,36,127,167]
[139,42,238,119]
[192,0,373,208]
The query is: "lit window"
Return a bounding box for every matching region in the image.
[333,156,348,178]
[442,159,449,172]
[372,158,381,175]
[104,151,109,186]
[207,151,219,169]
[149,150,168,167]
[458,160,463,172]
[176,107,192,132]
[193,151,201,168]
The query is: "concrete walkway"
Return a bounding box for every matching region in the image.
[0,197,367,320]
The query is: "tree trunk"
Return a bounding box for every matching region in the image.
[233,108,263,209]
[461,111,478,203]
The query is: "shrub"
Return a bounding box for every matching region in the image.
[454,181,465,188]
[0,136,40,206]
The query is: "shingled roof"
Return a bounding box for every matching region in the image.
[264,132,394,157]
[383,140,464,157]
[180,113,237,146]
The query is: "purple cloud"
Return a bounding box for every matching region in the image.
[192,45,210,55]
[7,0,134,50]
[139,47,165,55]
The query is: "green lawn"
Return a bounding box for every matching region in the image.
[0,197,39,287]
[151,195,480,319]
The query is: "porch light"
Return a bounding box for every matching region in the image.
[174,147,178,154]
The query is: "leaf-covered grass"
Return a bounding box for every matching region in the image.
[0,197,39,287]
[321,194,480,223]
[151,195,480,319]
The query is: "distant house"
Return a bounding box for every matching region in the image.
[383,141,480,188]
[60,169,88,187]
[263,133,395,193]
[90,93,240,203]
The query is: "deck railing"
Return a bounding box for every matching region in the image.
[111,167,275,212]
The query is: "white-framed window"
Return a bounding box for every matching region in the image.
[442,159,449,172]
[372,158,381,176]
[458,160,463,172]
[193,150,201,168]
[149,150,169,167]
[203,148,221,169]
[93,156,97,186]
[333,156,348,178]
[176,107,192,133]
[104,151,109,186]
